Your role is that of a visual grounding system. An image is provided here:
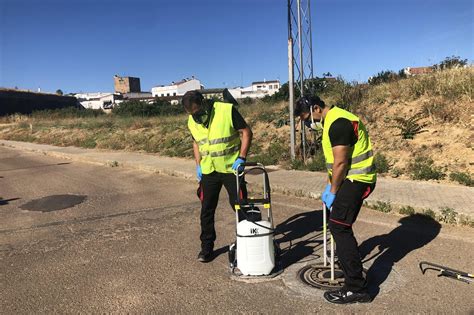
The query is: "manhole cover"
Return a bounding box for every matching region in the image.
[20,194,87,212]
[298,264,366,290]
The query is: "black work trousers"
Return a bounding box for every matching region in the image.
[199,171,246,250]
[328,178,375,293]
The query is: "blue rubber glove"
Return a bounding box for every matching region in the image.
[322,184,331,202]
[196,165,202,182]
[232,157,246,172]
[322,190,336,210]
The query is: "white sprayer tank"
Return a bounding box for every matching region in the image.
[236,219,275,276]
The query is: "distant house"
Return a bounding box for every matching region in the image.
[251,80,281,94]
[74,92,123,110]
[403,67,433,76]
[239,80,280,99]
[151,77,202,98]
[200,88,242,101]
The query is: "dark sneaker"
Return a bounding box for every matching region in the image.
[324,288,371,304]
[197,248,214,263]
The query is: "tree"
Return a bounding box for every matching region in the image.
[433,56,468,70]
[322,72,333,78]
[368,70,400,85]
[56,89,63,95]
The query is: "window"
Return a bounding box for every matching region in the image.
[167,93,170,96]
[173,92,176,96]
[269,85,273,89]
[161,94,164,97]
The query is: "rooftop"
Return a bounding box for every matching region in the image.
[252,80,280,85]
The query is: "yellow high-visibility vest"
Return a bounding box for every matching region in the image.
[322,106,376,184]
[188,102,241,174]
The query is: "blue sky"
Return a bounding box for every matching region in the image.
[1,0,472,93]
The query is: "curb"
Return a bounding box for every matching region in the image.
[1,140,473,222]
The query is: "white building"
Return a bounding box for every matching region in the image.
[74,92,123,110]
[240,80,281,99]
[151,77,202,97]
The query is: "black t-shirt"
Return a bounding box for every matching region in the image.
[328,118,358,147]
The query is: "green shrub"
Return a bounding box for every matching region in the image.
[373,153,390,173]
[372,201,392,213]
[391,112,428,139]
[368,70,403,85]
[289,149,325,172]
[305,150,326,171]
[407,156,445,180]
[458,214,474,228]
[422,208,436,219]
[250,141,288,166]
[449,172,473,186]
[391,167,403,178]
[438,207,458,224]
[112,100,181,117]
[241,97,254,105]
[79,137,97,148]
[399,205,415,216]
[18,121,30,129]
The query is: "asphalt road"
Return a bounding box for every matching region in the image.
[1,146,473,314]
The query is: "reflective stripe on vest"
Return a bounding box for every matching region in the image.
[209,133,240,145]
[347,164,376,175]
[326,149,374,169]
[200,145,240,157]
[196,133,240,146]
[197,139,207,146]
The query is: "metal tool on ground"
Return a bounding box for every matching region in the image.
[420,261,473,284]
[323,203,336,280]
[297,202,346,290]
[228,162,281,277]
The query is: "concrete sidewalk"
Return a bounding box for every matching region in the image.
[1,140,473,217]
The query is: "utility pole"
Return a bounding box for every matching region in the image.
[288,0,314,161]
[287,0,296,160]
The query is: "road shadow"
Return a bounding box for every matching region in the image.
[0,197,20,206]
[359,214,441,299]
[276,209,323,269]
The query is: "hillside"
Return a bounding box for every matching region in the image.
[0,67,472,186]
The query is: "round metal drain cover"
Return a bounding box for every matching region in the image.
[20,194,87,212]
[298,264,350,290]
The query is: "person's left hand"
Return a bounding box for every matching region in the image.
[232,157,246,172]
[322,191,336,210]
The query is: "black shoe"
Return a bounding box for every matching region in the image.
[324,288,371,304]
[197,248,214,263]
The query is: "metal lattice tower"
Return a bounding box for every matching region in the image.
[288,0,314,160]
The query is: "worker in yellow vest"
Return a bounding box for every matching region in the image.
[182,90,253,263]
[295,95,376,304]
